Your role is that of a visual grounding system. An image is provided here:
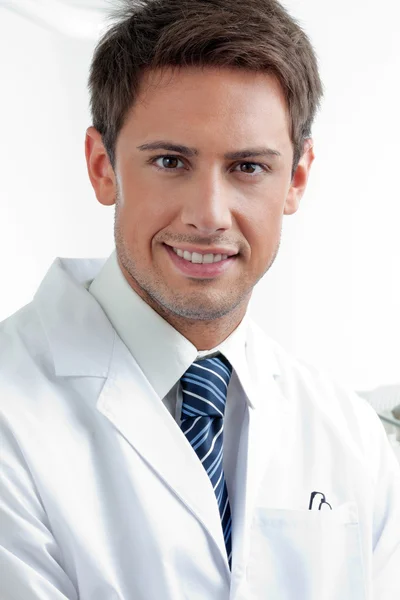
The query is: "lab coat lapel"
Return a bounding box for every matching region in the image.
[96,334,230,569]
[231,325,293,570]
[34,258,229,571]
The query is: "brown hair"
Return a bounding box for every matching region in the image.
[89,0,323,174]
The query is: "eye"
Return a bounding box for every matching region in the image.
[151,155,185,170]
[233,162,266,175]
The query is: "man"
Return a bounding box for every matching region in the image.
[1,0,399,598]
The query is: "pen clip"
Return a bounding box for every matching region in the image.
[309,491,332,511]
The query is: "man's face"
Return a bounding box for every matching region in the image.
[98,67,313,322]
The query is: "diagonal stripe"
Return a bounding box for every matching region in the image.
[217,484,225,506]
[182,375,227,406]
[181,390,224,416]
[208,357,231,379]
[223,515,232,540]
[190,420,213,450]
[220,495,229,521]
[181,399,218,418]
[182,382,226,409]
[209,462,222,486]
[191,362,229,388]
[213,468,224,492]
[207,444,223,478]
[200,422,223,464]
[216,480,226,505]
[181,415,201,436]
[181,407,199,418]
[225,527,232,548]
[183,369,227,392]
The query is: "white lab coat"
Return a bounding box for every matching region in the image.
[1,257,399,600]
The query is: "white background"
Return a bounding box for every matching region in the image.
[0,0,399,392]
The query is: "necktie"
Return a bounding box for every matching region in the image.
[180,354,233,568]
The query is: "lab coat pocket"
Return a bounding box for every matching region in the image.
[246,503,366,600]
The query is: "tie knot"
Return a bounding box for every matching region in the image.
[180,355,233,419]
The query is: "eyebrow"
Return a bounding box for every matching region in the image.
[137,140,282,159]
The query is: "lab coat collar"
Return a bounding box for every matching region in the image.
[88,250,199,399]
[34,256,114,377]
[88,250,281,408]
[33,254,281,407]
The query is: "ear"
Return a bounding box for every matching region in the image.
[85,126,116,206]
[284,138,315,215]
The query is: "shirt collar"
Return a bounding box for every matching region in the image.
[88,249,276,406]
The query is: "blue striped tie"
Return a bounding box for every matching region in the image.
[180,354,233,568]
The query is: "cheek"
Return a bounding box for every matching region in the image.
[239,203,283,252]
[116,190,175,254]
[118,172,158,218]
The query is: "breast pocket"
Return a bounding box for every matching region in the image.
[246,503,366,600]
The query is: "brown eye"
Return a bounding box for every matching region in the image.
[239,163,258,174]
[162,157,179,168]
[233,162,268,176]
[153,156,184,170]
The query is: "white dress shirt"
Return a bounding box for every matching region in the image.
[88,250,252,511]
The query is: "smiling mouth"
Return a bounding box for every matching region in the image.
[164,243,238,263]
[171,247,229,264]
[163,243,238,278]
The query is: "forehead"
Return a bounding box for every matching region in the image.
[123,66,292,152]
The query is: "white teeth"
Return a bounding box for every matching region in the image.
[172,247,232,264]
[191,252,203,264]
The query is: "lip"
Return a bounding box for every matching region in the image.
[164,243,238,257]
[164,243,238,279]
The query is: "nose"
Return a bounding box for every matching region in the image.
[180,170,233,234]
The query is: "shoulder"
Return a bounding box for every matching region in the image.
[0,301,51,378]
[0,301,58,424]
[249,317,372,410]
[248,318,391,472]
